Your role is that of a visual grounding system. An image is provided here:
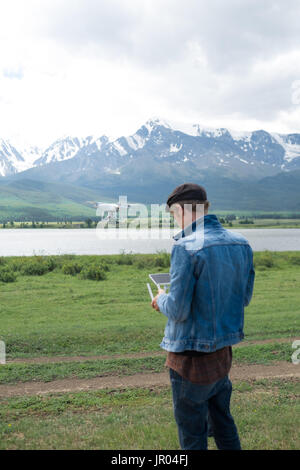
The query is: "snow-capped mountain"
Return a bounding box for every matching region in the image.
[34,136,105,166]
[86,117,300,178]
[134,118,300,172]
[0,139,26,176]
[1,118,300,179]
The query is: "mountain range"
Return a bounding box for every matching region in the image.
[1,117,300,218]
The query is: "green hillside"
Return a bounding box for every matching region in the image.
[83,168,300,212]
[0,180,111,221]
[1,168,300,221]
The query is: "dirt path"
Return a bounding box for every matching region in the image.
[7,337,298,365]
[0,361,298,398]
[8,350,165,364]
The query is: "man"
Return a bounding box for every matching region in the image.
[151,183,255,450]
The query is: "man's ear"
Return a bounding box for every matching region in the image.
[170,203,183,217]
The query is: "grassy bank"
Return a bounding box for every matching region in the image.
[222,218,300,229]
[1,216,300,229]
[0,342,294,385]
[0,378,299,450]
[0,251,299,359]
[0,251,299,450]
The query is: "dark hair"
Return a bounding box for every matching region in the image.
[166,183,208,211]
[172,199,210,213]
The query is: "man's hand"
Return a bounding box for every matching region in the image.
[151,288,165,311]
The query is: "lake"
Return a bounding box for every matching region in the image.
[0,228,299,256]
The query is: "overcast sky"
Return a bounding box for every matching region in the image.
[1,0,300,148]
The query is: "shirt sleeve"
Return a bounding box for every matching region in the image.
[156,244,196,322]
[244,246,255,307]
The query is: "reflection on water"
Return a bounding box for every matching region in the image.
[0,228,299,256]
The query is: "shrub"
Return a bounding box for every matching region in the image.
[0,268,17,283]
[289,254,300,266]
[79,264,107,281]
[154,252,170,268]
[115,253,134,265]
[9,258,26,272]
[135,259,153,269]
[0,257,7,266]
[21,261,50,276]
[256,265,267,271]
[99,262,110,272]
[62,262,83,276]
[14,256,57,276]
[59,254,76,263]
[44,257,58,272]
[239,219,254,224]
[132,255,154,270]
[254,251,276,269]
[130,253,170,270]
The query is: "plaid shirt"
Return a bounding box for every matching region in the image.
[165,346,232,385]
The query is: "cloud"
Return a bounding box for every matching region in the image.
[31,0,300,70]
[0,0,300,146]
[3,66,24,80]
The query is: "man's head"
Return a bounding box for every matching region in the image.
[166,183,210,229]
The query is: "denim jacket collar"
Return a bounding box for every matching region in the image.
[173,214,221,241]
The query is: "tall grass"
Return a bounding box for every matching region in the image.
[1,251,299,283]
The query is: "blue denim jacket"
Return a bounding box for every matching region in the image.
[156,214,255,352]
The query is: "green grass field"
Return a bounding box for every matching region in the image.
[1,251,299,359]
[0,251,299,449]
[221,218,300,229]
[2,216,300,229]
[0,379,299,450]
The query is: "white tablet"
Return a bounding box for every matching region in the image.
[149,273,171,287]
[147,273,170,300]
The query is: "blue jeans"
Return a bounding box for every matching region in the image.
[169,368,241,450]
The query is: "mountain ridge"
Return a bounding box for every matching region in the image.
[1,118,300,217]
[1,118,300,179]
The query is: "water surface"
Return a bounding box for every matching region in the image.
[0,228,299,256]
